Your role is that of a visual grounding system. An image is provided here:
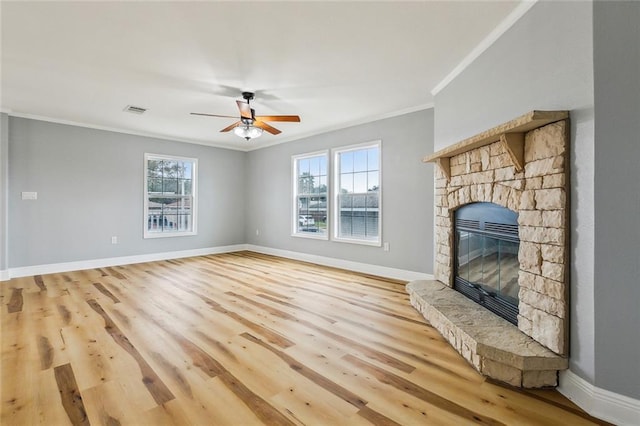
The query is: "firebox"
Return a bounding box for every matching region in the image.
[454,202,519,325]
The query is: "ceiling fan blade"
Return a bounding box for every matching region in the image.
[191,112,238,119]
[254,121,281,135]
[254,115,301,123]
[220,121,241,132]
[236,100,252,120]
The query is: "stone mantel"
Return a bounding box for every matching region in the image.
[423,110,569,180]
[410,110,570,388]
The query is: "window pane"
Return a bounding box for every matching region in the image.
[340,173,353,193]
[367,148,379,171]
[354,149,367,172]
[340,151,353,173]
[353,172,367,193]
[298,195,311,215]
[162,214,178,231]
[317,175,327,194]
[177,179,192,196]
[148,178,162,193]
[163,161,178,178]
[309,156,320,177]
[148,160,162,177]
[298,158,310,176]
[299,174,314,194]
[319,156,327,175]
[366,212,379,238]
[339,193,352,210]
[163,179,178,194]
[366,193,378,210]
[351,195,366,238]
[367,171,379,192]
[179,161,192,178]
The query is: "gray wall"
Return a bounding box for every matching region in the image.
[246,109,434,274]
[433,1,600,389]
[8,118,246,267]
[1,113,8,270]
[593,1,640,399]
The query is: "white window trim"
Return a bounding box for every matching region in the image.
[291,150,329,240]
[332,140,382,247]
[144,153,198,239]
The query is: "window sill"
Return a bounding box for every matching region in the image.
[144,231,197,239]
[291,232,328,241]
[332,237,381,247]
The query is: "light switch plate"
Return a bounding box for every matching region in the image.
[21,192,38,200]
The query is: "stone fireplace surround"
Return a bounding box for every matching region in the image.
[408,111,570,388]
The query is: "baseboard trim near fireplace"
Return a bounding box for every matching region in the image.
[559,369,640,426]
[246,244,433,282]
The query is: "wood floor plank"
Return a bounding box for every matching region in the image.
[86,299,175,405]
[241,332,368,409]
[1,251,609,426]
[7,287,23,313]
[34,275,47,292]
[343,353,504,425]
[36,369,75,426]
[92,282,120,304]
[54,363,90,426]
[80,381,128,426]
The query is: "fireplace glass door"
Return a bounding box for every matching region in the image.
[454,203,519,324]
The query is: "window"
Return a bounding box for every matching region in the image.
[292,151,328,238]
[333,141,381,245]
[144,153,197,238]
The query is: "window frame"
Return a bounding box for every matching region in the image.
[332,140,382,246]
[291,150,329,240]
[143,153,198,239]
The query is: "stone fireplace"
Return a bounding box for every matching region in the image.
[408,111,570,387]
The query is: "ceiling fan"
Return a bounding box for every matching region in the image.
[191,92,301,140]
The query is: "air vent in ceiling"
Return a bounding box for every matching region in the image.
[123,105,147,114]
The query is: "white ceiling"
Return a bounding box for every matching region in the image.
[1,1,522,151]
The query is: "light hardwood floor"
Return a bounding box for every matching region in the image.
[1,251,609,425]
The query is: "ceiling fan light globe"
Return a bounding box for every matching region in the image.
[234,124,263,140]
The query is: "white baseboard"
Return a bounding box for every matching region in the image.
[2,244,248,280]
[2,244,433,283]
[246,244,433,282]
[559,369,640,426]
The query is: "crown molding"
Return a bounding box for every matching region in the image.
[5,112,247,152]
[431,0,539,96]
[247,103,434,152]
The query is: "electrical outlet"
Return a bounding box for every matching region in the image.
[383,242,390,252]
[111,236,118,244]
[256,229,260,236]
[21,191,38,200]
